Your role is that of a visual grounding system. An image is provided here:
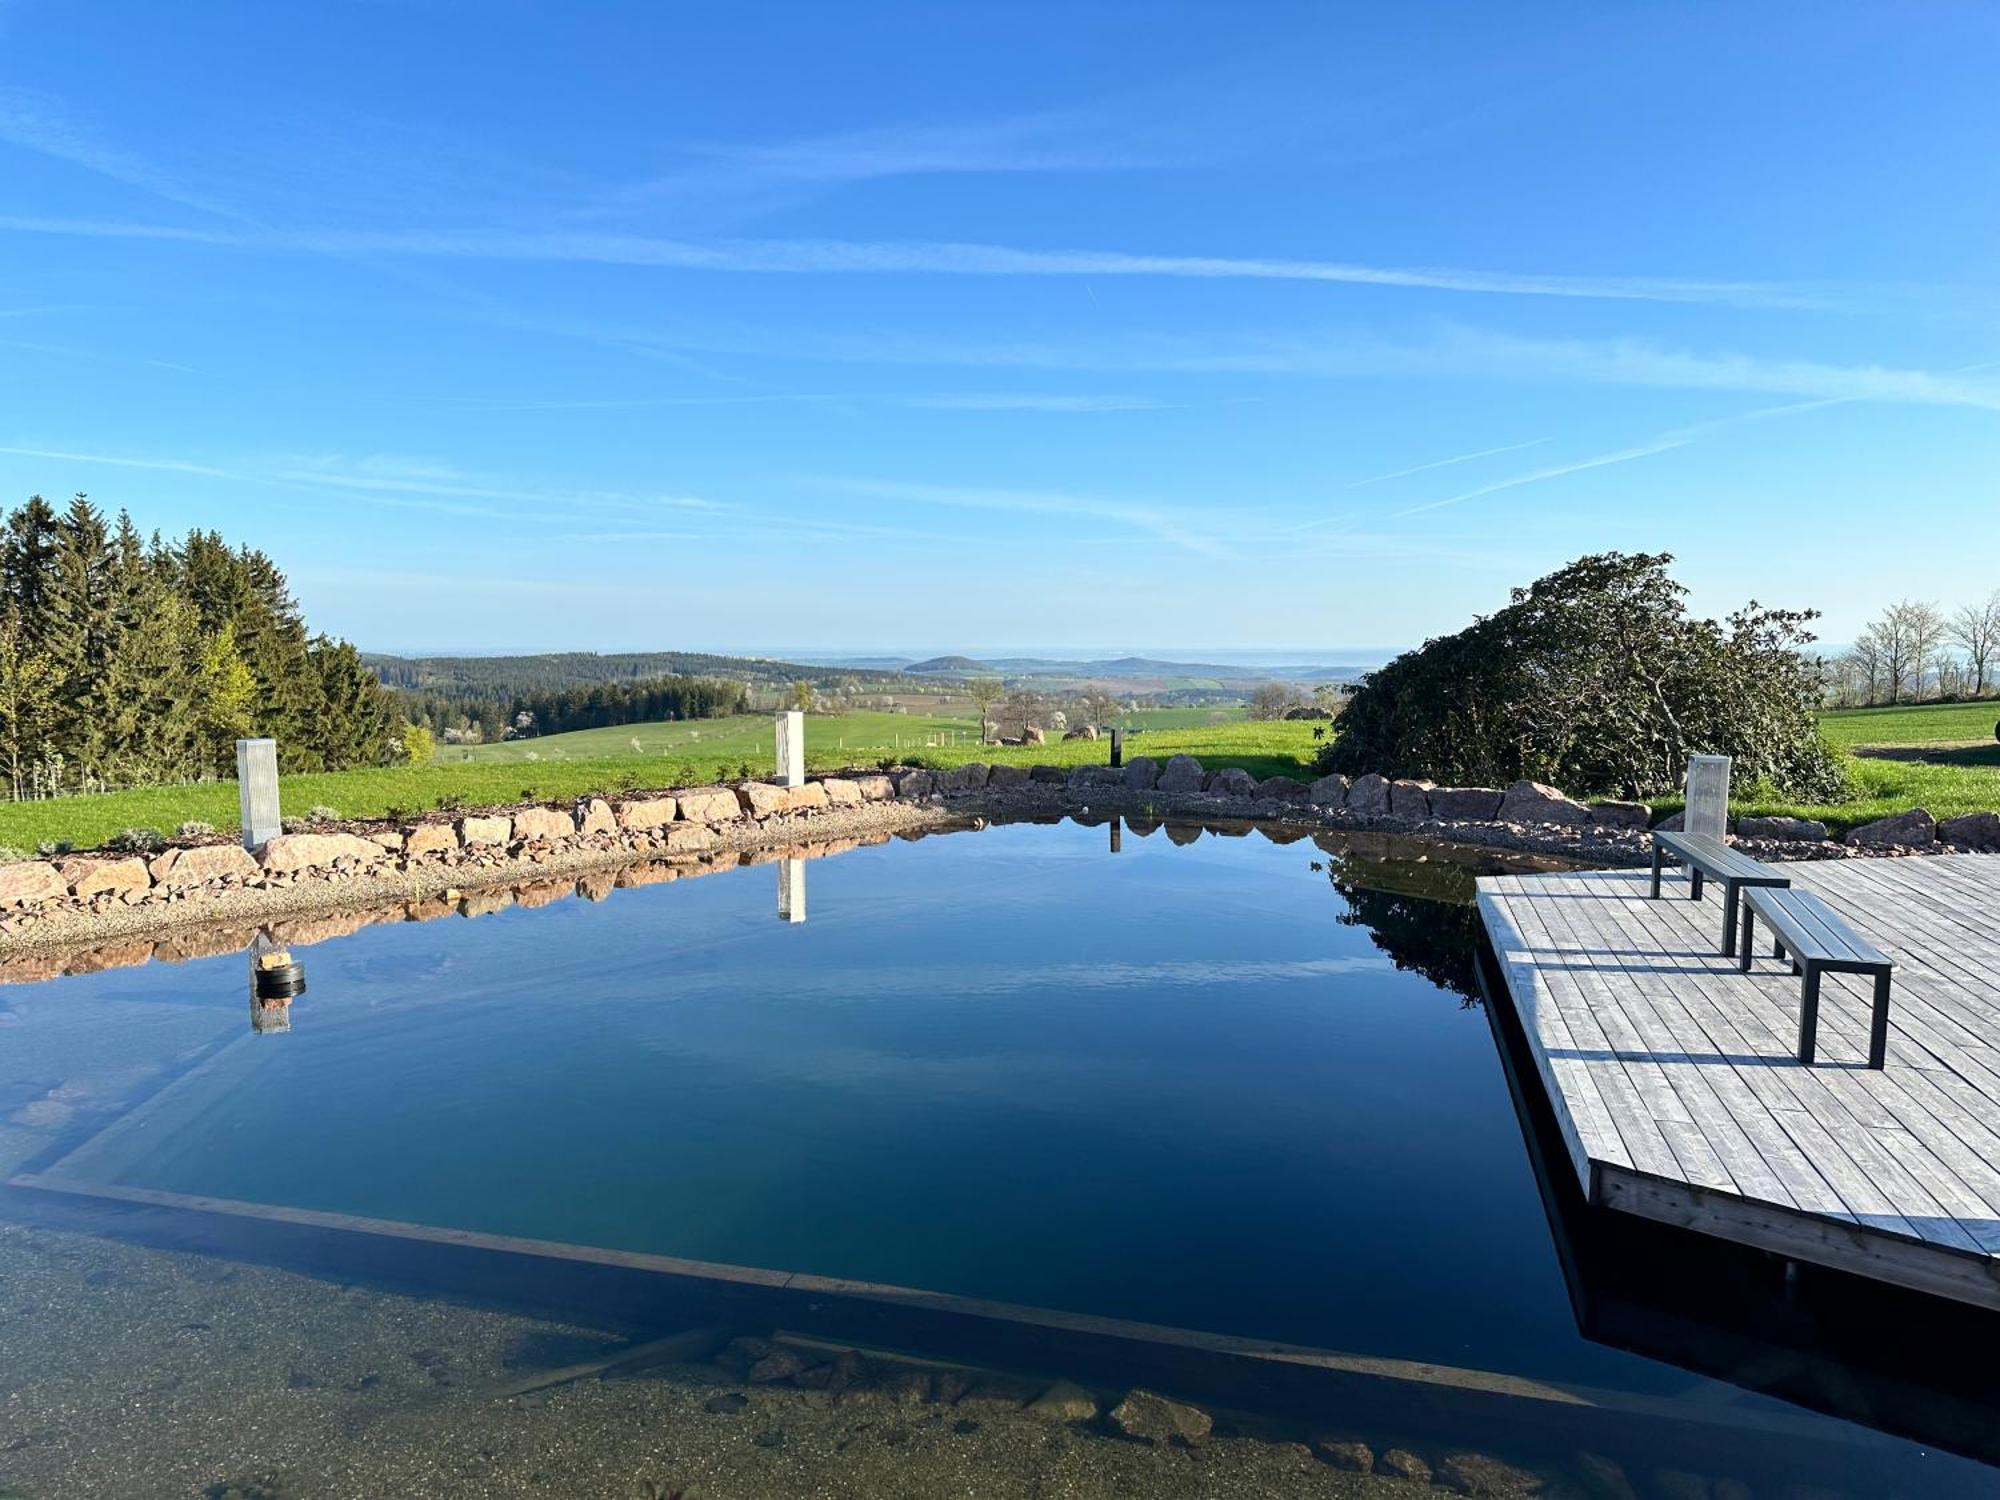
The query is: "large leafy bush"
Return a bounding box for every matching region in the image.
[1323,552,1849,800]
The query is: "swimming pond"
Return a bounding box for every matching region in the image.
[1,817,1994,1497]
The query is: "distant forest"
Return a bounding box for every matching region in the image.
[371,650,942,744]
[0,494,402,798]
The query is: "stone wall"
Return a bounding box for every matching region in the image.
[4,755,1993,949]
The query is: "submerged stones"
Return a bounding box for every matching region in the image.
[1026,1380,1098,1422]
[1438,1450,1545,1495]
[1312,1438,1373,1471]
[1378,1448,1434,1483]
[1109,1389,1212,1446]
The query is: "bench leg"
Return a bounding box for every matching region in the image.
[1690,868,1705,902]
[1739,903,1756,973]
[1869,971,1892,1070]
[1797,965,1822,1065]
[1721,884,1740,957]
[1650,844,1664,899]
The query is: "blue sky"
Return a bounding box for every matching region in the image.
[2,3,1996,655]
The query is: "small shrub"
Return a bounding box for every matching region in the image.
[306,805,340,824]
[176,820,216,839]
[105,827,166,854]
[737,761,753,780]
[434,792,467,813]
[35,838,74,858]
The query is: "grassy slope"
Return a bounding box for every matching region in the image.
[0,712,1295,852]
[1820,700,2000,748]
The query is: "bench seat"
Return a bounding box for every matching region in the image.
[1650,831,1790,956]
[1739,884,1895,1069]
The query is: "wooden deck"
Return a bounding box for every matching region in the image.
[1478,854,2000,1309]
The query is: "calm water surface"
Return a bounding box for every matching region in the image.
[2,817,1995,1497]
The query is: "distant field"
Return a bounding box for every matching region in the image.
[0,708,1279,852]
[1820,700,2000,748]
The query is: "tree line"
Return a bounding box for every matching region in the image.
[0,494,403,799]
[1830,593,2000,706]
[396,675,749,745]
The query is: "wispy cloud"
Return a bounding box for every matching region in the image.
[817,477,1237,557]
[0,88,250,222]
[0,214,1821,309]
[426,389,1169,414]
[1345,437,1552,488]
[1384,439,1689,520]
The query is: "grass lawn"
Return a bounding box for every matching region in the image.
[0,711,1294,852]
[1820,700,2000,748]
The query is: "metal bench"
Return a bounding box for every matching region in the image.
[1649,830,1790,956]
[1739,885,1895,1069]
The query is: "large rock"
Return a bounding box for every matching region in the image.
[152,843,258,891]
[59,856,150,901]
[786,782,831,811]
[1156,754,1205,793]
[938,763,990,793]
[1306,773,1349,808]
[1346,773,1392,816]
[664,823,719,852]
[0,861,69,908]
[735,782,788,818]
[1124,756,1159,790]
[1389,778,1434,818]
[1429,786,1503,821]
[1437,1451,1544,1496]
[1653,811,1686,833]
[256,831,390,873]
[615,797,678,832]
[404,821,460,857]
[987,763,1030,788]
[819,777,864,806]
[459,814,511,846]
[1846,808,1937,848]
[1109,1389,1211,1446]
[1738,814,1828,842]
[894,769,936,798]
[676,787,741,823]
[1029,763,1068,784]
[1258,775,1308,800]
[511,806,576,843]
[1064,726,1099,741]
[1497,780,1589,826]
[1022,727,1046,745]
[1940,811,2000,850]
[849,774,896,801]
[576,798,617,836]
[1027,1380,1098,1422]
[1589,799,1652,831]
[1204,767,1257,798]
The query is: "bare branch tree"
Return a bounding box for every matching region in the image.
[1950,590,2000,697]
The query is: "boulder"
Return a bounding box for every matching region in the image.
[1429,786,1503,821]
[404,822,461,856]
[676,787,741,823]
[938,763,990,794]
[511,806,576,843]
[459,814,511,846]
[1069,765,1123,787]
[1437,1451,1544,1496]
[368,830,404,852]
[1306,774,1349,808]
[1313,1439,1374,1472]
[1026,1380,1099,1422]
[576,797,617,836]
[615,797,677,832]
[1588,800,1652,831]
[1258,775,1308,800]
[256,832,390,873]
[1379,1449,1433,1483]
[1023,727,1046,745]
[1346,773,1393,817]
[786,782,831,812]
[733,782,787,817]
[1124,756,1159,790]
[1109,1389,1211,1446]
[0,861,68,908]
[1389,778,1434,818]
[59,856,150,901]
[895,769,937,798]
[987,763,1030,788]
[1028,763,1069,783]
[151,843,258,891]
[1063,726,1099,741]
[1156,754,1205,793]
[819,777,864,806]
[850,774,896,801]
[1846,808,1937,848]
[1940,811,2000,850]
[664,824,719,852]
[1497,780,1590,826]
[1205,767,1258,798]
[1738,814,1829,842]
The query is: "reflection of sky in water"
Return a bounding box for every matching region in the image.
[0,823,1824,1413]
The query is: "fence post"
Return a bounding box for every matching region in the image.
[775,711,805,788]
[777,858,806,924]
[1109,728,1124,769]
[236,737,281,850]
[1684,754,1732,838]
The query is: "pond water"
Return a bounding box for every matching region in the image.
[1,817,1995,1498]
